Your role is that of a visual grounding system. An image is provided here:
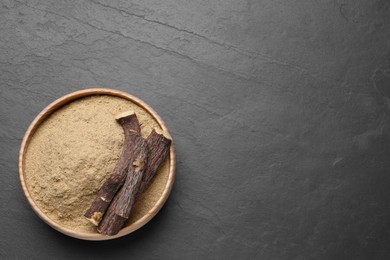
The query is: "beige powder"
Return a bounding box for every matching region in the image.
[24,95,170,233]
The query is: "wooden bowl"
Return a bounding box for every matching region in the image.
[18,88,176,240]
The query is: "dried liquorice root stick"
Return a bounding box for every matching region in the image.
[98,138,148,235]
[137,129,172,197]
[84,111,141,225]
[98,129,171,236]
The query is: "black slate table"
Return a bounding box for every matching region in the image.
[1,0,390,259]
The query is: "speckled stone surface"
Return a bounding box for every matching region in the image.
[1,0,390,259]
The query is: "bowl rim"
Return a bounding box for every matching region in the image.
[18,88,176,241]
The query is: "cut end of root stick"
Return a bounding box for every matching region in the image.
[115,110,135,120]
[86,212,103,226]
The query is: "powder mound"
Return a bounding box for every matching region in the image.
[24,95,170,233]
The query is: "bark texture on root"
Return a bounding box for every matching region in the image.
[98,139,148,235]
[84,112,141,225]
[137,129,172,197]
[98,129,171,236]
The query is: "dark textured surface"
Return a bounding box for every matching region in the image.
[1,0,390,259]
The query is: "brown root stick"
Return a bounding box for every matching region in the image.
[84,111,141,225]
[98,139,148,235]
